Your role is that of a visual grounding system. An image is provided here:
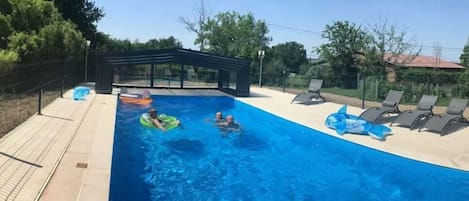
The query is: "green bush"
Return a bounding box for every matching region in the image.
[286,75,310,88]
[395,68,462,85]
[0,49,18,72]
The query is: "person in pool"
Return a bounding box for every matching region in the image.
[217,115,241,133]
[215,112,226,123]
[142,90,151,99]
[148,108,166,131]
[148,108,181,132]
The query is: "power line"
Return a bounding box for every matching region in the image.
[266,23,322,36]
[412,45,462,51]
[266,23,463,51]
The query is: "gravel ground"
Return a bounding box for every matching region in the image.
[268,86,469,119]
[0,91,59,138]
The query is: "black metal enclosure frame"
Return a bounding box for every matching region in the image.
[95,48,251,97]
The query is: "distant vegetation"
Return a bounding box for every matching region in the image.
[1,0,468,99]
[0,0,103,70]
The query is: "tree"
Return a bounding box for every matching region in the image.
[179,0,210,51]
[460,37,469,67]
[433,42,442,68]
[363,18,421,79]
[262,57,285,86]
[95,33,182,53]
[53,0,104,41]
[0,14,13,48]
[202,11,270,59]
[200,11,270,83]
[0,0,12,14]
[38,21,85,59]
[8,0,59,33]
[0,0,12,48]
[458,37,469,97]
[317,21,370,88]
[7,32,43,62]
[270,42,307,74]
[3,0,85,62]
[0,50,18,72]
[144,37,182,49]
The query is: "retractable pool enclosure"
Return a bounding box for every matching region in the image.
[95,48,251,97]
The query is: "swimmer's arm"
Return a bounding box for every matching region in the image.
[152,119,166,131]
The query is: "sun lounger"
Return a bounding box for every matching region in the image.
[291,79,325,104]
[390,95,438,129]
[419,98,468,135]
[359,90,404,122]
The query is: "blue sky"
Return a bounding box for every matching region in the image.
[94,0,469,62]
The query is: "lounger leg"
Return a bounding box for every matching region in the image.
[319,95,326,102]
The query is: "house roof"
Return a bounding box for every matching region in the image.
[384,53,465,69]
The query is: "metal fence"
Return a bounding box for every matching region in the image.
[0,58,83,137]
[264,74,469,106]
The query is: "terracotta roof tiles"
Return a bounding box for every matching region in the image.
[384,53,465,69]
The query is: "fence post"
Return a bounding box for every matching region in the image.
[282,70,286,93]
[361,74,366,109]
[60,59,65,98]
[150,64,155,87]
[375,79,378,100]
[38,80,42,115]
[180,64,184,88]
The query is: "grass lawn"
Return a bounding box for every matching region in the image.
[321,87,454,106]
[321,88,361,99]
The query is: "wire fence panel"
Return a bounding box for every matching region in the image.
[265,74,468,106]
[0,58,83,137]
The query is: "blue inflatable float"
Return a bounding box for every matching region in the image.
[73,86,90,100]
[325,105,391,140]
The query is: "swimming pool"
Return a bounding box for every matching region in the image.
[110,95,469,201]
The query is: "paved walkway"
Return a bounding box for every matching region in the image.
[0,87,116,201]
[1,86,468,201]
[0,90,94,200]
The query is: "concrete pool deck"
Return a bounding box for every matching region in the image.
[1,86,468,200]
[239,87,469,171]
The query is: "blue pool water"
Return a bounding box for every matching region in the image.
[110,95,469,201]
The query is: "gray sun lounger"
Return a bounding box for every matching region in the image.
[390,95,438,129]
[359,90,404,122]
[419,98,468,135]
[291,79,325,104]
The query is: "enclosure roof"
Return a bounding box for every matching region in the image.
[101,48,250,72]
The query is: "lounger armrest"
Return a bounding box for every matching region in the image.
[382,101,396,107]
[360,106,380,115]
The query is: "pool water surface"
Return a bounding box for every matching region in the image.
[110,95,469,201]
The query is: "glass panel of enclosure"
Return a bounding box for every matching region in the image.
[182,65,218,88]
[113,64,151,87]
[229,72,237,90]
[113,64,220,88]
[153,63,179,88]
